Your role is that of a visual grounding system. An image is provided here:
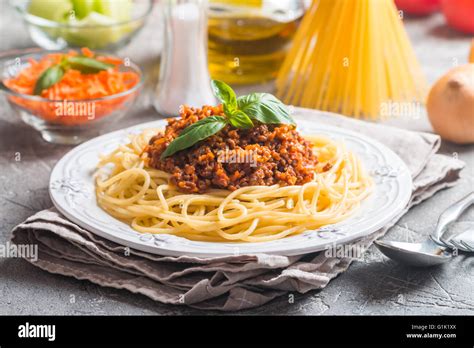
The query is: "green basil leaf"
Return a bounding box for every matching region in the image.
[161,116,228,159]
[66,56,114,74]
[223,103,235,118]
[33,65,64,95]
[211,80,237,108]
[237,93,295,126]
[229,110,254,129]
[178,116,225,136]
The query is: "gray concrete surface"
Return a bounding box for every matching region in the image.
[0,3,473,315]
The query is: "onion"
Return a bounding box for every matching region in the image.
[427,64,474,144]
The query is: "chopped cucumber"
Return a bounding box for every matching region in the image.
[71,0,95,19]
[28,0,73,22]
[28,0,135,49]
[61,11,134,49]
[93,0,132,21]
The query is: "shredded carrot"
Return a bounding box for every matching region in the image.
[3,49,140,126]
[81,47,94,58]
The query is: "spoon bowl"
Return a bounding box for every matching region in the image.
[374,239,452,267]
[374,192,473,267]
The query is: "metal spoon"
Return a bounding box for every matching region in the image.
[374,192,474,267]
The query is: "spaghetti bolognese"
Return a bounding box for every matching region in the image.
[95,108,372,243]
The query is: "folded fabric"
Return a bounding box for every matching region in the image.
[11,109,465,311]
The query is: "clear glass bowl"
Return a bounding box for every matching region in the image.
[10,0,154,51]
[1,50,144,145]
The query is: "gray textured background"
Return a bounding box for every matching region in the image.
[0,3,473,315]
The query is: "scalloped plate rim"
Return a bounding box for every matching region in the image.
[49,117,413,257]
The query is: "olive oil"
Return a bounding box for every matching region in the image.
[208,1,305,85]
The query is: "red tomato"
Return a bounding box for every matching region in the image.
[441,0,474,34]
[394,0,440,15]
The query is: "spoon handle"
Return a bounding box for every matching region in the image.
[431,192,474,245]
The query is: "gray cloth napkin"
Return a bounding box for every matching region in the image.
[11,109,465,311]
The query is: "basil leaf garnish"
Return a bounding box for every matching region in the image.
[160,116,228,159]
[33,65,64,95]
[237,93,295,126]
[160,81,296,159]
[31,54,115,95]
[211,80,237,108]
[229,110,253,129]
[66,56,114,74]
[223,103,234,118]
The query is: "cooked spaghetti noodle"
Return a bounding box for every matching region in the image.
[95,129,372,243]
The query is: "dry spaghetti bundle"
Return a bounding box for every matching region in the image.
[276,0,427,119]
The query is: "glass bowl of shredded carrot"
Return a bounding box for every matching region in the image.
[1,48,143,144]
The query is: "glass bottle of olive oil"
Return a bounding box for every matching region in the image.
[208,0,306,85]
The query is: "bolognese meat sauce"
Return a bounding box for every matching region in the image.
[145,105,318,193]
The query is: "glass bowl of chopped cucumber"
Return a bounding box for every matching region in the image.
[10,0,154,51]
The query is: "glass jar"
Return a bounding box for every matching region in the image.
[208,0,306,85]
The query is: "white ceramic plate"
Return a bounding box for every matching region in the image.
[49,118,412,257]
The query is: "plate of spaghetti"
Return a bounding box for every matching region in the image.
[49,81,412,257]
